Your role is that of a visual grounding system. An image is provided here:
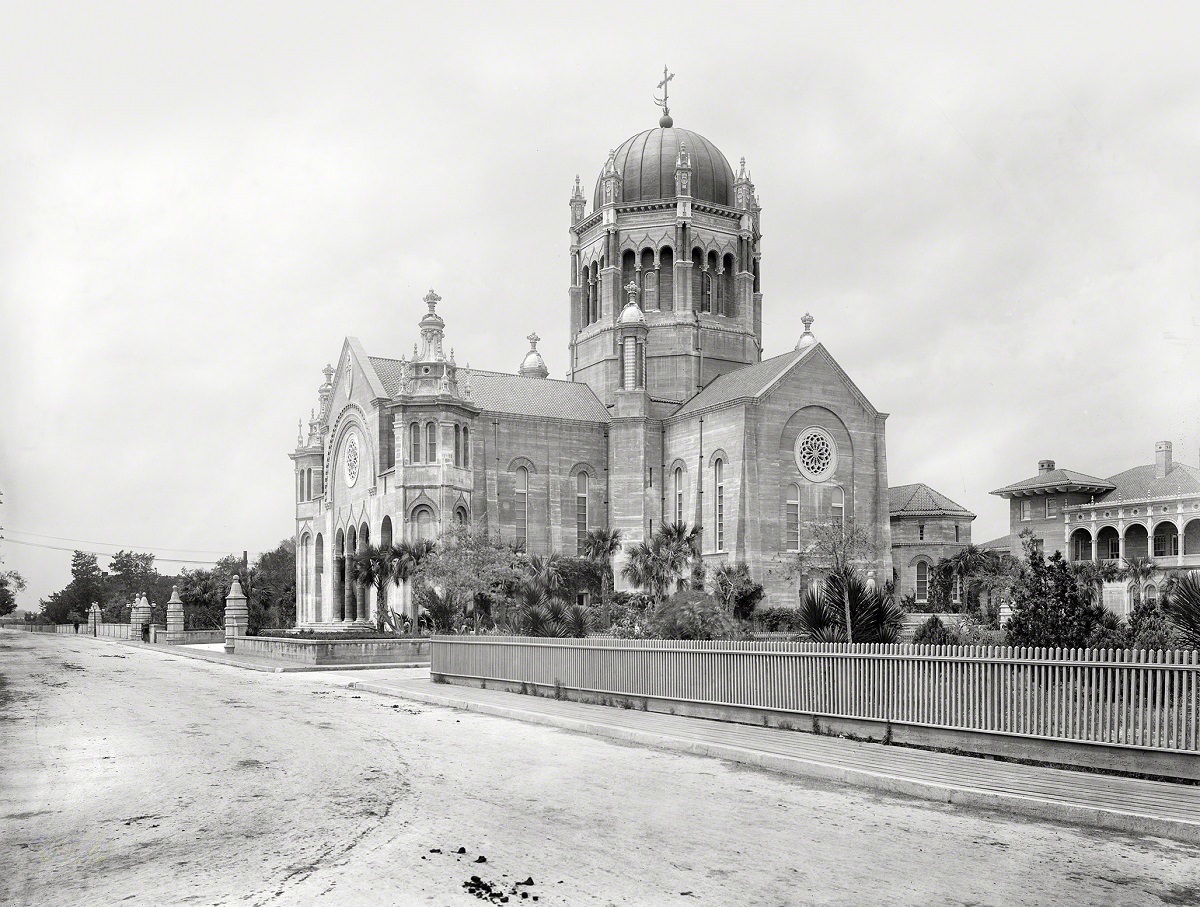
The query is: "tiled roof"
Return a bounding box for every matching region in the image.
[990,468,1115,497]
[369,358,610,423]
[672,346,817,418]
[978,534,1013,552]
[1100,463,1200,502]
[889,483,976,518]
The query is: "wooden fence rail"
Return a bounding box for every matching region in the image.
[431,637,1200,755]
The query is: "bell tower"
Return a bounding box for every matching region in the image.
[568,75,763,415]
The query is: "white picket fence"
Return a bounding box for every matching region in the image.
[431,637,1200,754]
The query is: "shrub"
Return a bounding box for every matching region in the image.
[912,615,957,646]
[649,590,741,640]
[753,606,803,633]
[709,562,765,621]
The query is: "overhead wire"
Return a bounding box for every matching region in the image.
[0,537,247,566]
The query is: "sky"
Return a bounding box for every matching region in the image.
[2,2,1199,610]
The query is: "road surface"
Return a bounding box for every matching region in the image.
[2,630,1198,906]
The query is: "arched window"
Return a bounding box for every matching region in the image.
[786,483,800,551]
[314,533,324,622]
[462,427,470,468]
[713,458,725,551]
[409,422,421,463]
[515,467,529,546]
[413,506,435,542]
[380,515,393,549]
[659,246,674,311]
[454,506,469,526]
[722,253,736,317]
[641,248,657,310]
[831,486,845,526]
[916,561,929,603]
[425,421,437,463]
[454,425,462,466]
[299,534,310,619]
[674,467,684,525]
[576,473,589,555]
[1145,583,1158,606]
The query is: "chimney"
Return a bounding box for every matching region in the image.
[1038,459,1056,475]
[1155,441,1173,478]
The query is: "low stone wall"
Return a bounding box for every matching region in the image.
[233,636,430,665]
[182,629,224,644]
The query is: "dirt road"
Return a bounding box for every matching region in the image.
[2,630,1198,906]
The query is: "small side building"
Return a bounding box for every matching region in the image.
[889,483,975,607]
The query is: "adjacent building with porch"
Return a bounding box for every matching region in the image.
[990,441,1200,616]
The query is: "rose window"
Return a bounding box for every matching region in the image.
[344,433,360,487]
[795,427,837,482]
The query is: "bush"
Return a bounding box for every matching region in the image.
[753,606,804,633]
[709,562,764,621]
[649,591,741,640]
[912,615,957,646]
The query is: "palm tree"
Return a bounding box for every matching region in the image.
[384,539,435,628]
[526,553,567,601]
[350,544,390,627]
[1122,556,1157,609]
[581,528,622,624]
[621,523,703,602]
[795,569,904,644]
[1162,570,1200,648]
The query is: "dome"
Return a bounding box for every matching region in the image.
[518,332,549,379]
[594,127,735,208]
[618,301,646,327]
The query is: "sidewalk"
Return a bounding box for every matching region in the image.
[344,673,1200,845]
[20,629,429,674]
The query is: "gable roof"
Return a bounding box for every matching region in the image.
[668,338,883,419]
[368,358,610,423]
[1101,462,1200,502]
[990,468,1115,498]
[889,483,976,519]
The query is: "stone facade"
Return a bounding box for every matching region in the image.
[888,483,975,606]
[991,443,1200,616]
[291,111,894,626]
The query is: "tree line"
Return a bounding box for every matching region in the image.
[32,542,297,633]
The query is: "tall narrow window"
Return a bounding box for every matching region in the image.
[916,561,929,603]
[674,467,684,525]
[954,523,960,543]
[576,473,588,555]
[454,425,462,466]
[952,574,962,604]
[713,458,725,551]
[918,523,925,541]
[831,486,845,526]
[1021,499,1032,521]
[462,427,470,468]
[410,422,421,463]
[425,421,437,463]
[515,467,529,546]
[786,483,800,551]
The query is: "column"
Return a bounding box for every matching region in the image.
[224,575,248,654]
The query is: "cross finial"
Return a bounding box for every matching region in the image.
[654,65,675,126]
[423,288,441,311]
[527,332,541,349]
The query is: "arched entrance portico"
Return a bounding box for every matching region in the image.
[1069,527,1093,563]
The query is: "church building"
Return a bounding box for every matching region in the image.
[290,95,893,626]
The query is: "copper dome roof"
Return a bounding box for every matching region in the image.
[593,126,735,208]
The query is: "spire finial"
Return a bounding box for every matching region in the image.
[624,281,640,301]
[654,65,675,127]
[527,332,541,350]
[796,313,817,350]
[423,288,441,312]
[297,419,303,445]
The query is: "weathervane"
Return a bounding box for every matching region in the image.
[653,65,674,126]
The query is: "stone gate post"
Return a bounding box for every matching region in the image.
[165,585,185,645]
[224,575,248,654]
